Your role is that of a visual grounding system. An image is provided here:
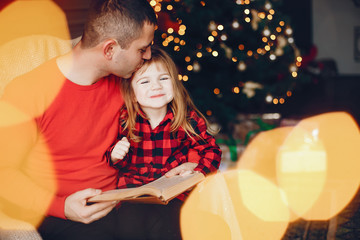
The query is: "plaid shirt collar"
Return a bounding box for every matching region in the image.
[137,107,174,130]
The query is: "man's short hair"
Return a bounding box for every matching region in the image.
[81,0,157,49]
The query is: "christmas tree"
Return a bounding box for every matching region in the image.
[151,0,311,133]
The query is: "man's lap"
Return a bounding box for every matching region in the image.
[38,199,183,240]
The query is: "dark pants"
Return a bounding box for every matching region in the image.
[38,199,183,240]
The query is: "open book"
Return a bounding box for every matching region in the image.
[88,172,205,205]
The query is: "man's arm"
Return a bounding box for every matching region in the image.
[0,107,55,221]
[0,101,116,224]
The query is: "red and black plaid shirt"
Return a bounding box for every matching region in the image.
[105,108,221,200]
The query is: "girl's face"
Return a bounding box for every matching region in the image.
[131,61,174,113]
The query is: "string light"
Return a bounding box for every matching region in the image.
[289,64,298,72]
[208,21,217,31]
[150,0,156,7]
[265,2,272,10]
[232,20,240,29]
[258,12,266,19]
[285,28,293,35]
[263,28,271,36]
[154,5,161,12]
[237,61,246,71]
[266,94,273,103]
[269,54,276,60]
[220,34,227,41]
[153,0,303,105]
[193,61,201,72]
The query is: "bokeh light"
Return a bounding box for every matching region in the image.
[277,112,360,220]
[181,170,289,240]
[0,0,71,229]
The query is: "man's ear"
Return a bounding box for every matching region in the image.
[103,39,118,60]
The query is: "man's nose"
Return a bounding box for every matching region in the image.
[142,46,151,60]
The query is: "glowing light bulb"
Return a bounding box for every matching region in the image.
[266,94,273,103]
[232,20,240,29]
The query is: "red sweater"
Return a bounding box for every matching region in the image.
[0,58,123,219]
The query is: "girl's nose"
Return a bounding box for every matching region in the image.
[151,80,162,90]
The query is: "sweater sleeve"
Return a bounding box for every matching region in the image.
[0,100,63,220]
[187,112,222,175]
[0,73,71,220]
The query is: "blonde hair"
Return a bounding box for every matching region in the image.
[120,45,215,142]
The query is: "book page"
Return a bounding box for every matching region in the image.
[155,172,205,201]
[88,185,161,202]
[144,172,202,191]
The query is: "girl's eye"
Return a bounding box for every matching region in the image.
[160,76,170,81]
[140,80,149,84]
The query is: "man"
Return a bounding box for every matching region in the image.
[0,0,156,239]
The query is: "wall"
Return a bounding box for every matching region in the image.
[312,0,360,74]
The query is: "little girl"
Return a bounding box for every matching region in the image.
[105,45,221,240]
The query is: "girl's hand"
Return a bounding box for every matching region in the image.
[110,137,130,163]
[165,162,198,177]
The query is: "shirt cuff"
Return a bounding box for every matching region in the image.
[46,195,67,219]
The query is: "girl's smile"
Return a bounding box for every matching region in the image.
[131,61,174,115]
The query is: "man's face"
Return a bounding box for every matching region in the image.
[111,22,155,78]
[131,62,174,114]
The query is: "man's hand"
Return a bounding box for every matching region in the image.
[111,137,130,163]
[64,188,118,224]
[165,162,198,178]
